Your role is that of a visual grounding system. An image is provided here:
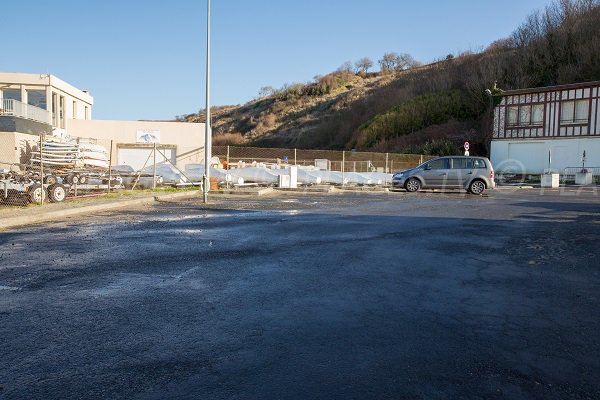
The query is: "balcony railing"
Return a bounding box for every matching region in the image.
[0,98,51,125]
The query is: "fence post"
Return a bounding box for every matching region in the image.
[385,153,389,173]
[420,155,423,164]
[342,151,345,187]
[294,148,297,166]
[152,142,157,190]
[226,145,230,189]
[108,140,113,192]
[39,134,44,206]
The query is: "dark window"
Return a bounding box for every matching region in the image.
[52,93,57,127]
[451,158,469,169]
[426,159,450,169]
[472,159,487,169]
[2,89,21,102]
[27,90,47,110]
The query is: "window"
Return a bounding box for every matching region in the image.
[507,106,518,126]
[27,90,47,110]
[472,159,487,169]
[59,96,65,128]
[532,104,544,125]
[52,93,58,126]
[2,89,22,102]
[507,104,544,127]
[73,101,77,119]
[426,158,450,169]
[451,158,469,169]
[561,100,588,124]
[84,106,89,120]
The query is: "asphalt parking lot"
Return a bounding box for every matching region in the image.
[1,189,599,399]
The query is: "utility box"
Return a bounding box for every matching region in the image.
[575,171,593,185]
[314,159,330,170]
[279,174,290,188]
[541,173,560,188]
[278,166,298,189]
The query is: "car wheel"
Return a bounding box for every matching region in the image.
[48,184,67,203]
[469,179,486,195]
[405,178,421,193]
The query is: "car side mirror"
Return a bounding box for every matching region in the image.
[424,165,431,170]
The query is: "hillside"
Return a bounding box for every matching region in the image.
[185,0,600,157]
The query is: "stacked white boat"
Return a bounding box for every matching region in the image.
[31,140,110,170]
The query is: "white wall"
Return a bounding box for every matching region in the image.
[68,119,205,168]
[491,138,600,174]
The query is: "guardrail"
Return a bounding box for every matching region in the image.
[561,167,600,184]
[0,99,51,125]
[563,167,600,175]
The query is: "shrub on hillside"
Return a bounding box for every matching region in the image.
[212,132,244,146]
[355,90,486,149]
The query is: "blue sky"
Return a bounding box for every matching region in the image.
[3,0,553,121]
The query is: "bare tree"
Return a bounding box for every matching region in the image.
[259,86,275,98]
[378,52,399,72]
[355,57,374,73]
[337,61,354,73]
[396,53,421,70]
[379,52,421,72]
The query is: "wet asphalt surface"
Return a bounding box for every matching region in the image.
[0,189,599,399]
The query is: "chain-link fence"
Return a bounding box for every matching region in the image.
[0,133,197,208]
[211,146,430,173]
[1,137,429,208]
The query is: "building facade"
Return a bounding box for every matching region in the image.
[0,72,94,137]
[490,81,600,174]
[0,72,205,171]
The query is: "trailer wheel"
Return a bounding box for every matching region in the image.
[48,184,67,203]
[28,184,47,204]
[44,175,58,185]
[67,174,80,184]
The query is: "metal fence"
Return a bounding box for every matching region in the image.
[562,167,600,184]
[1,139,429,208]
[0,133,197,208]
[212,146,430,173]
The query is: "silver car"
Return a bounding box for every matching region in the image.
[392,156,495,194]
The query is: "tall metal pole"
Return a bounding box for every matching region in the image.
[203,0,211,203]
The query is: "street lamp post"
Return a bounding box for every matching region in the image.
[203,0,211,203]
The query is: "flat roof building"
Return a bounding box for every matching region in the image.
[0,72,205,171]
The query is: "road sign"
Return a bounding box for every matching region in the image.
[464,141,470,151]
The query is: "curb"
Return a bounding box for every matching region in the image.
[495,185,535,190]
[0,191,201,232]
[212,187,274,196]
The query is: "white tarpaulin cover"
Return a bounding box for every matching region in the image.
[267,167,322,185]
[228,167,279,184]
[185,164,244,185]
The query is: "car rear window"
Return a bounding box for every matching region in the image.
[473,159,487,169]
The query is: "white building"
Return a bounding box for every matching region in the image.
[0,72,93,136]
[0,72,205,170]
[490,81,600,174]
